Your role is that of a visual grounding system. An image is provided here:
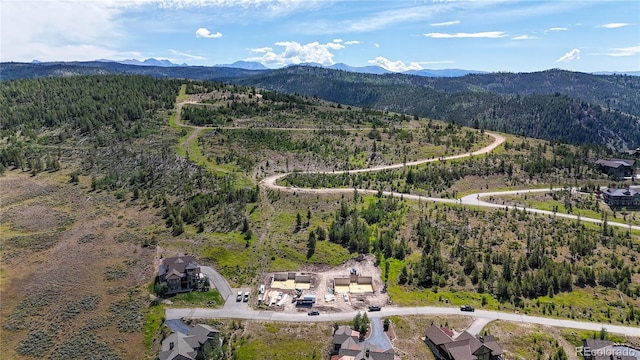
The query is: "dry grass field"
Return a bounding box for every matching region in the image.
[0,170,160,359]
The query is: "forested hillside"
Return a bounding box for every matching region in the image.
[235,68,640,149]
[1,75,639,359]
[3,62,640,148]
[0,61,260,82]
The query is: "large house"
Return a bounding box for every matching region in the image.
[158,255,201,295]
[595,159,635,179]
[600,187,640,209]
[157,324,219,360]
[425,324,503,360]
[331,325,401,360]
[620,148,640,158]
[581,339,636,360]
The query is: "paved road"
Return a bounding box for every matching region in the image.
[460,188,640,231]
[200,265,232,301]
[166,306,640,337]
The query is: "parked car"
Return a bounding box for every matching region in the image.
[243,291,250,302]
[368,305,381,312]
[460,305,475,312]
[307,310,320,316]
[236,291,243,302]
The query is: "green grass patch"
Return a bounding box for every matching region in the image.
[176,84,189,103]
[200,232,259,286]
[233,322,328,360]
[144,303,165,351]
[308,240,352,266]
[169,290,224,307]
[560,328,627,347]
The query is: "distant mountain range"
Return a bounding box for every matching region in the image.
[53,58,489,77]
[21,58,640,77]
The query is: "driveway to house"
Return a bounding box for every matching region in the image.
[165,306,640,337]
[166,319,192,334]
[200,265,232,301]
[366,317,393,351]
[465,317,493,335]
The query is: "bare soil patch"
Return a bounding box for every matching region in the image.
[260,254,388,314]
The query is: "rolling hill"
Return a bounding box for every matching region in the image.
[2,61,640,148]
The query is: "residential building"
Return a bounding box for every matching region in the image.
[620,148,640,158]
[581,339,637,360]
[595,159,635,179]
[158,255,201,294]
[157,324,219,360]
[425,324,504,360]
[331,325,401,360]
[600,187,640,209]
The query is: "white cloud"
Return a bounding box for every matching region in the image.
[512,35,538,40]
[169,49,206,60]
[600,23,630,29]
[430,20,460,26]
[595,45,640,57]
[0,0,321,62]
[195,27,222,38]
[0,1,128,62]
[556,48,580,62]
[344,40,360,45]
[368,56,423,72]
[246,39,350,66]
[374,43,380,48]
[424,31,507,39]
[251,47,273,53]
[548,27,568,31]
[327,3,454,33]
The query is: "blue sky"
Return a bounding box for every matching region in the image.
[1,0,639,73]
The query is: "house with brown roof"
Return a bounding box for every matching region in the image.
[158,255,201,295]
[331,325,401,360]
[157,324,219,360]
[596,159,635,179]
[425,324,503,360]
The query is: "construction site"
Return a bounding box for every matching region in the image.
[258,254,388,313]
